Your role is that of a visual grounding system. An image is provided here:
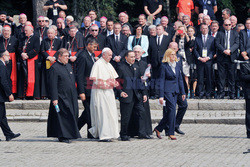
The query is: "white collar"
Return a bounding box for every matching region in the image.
[0,59,5,65]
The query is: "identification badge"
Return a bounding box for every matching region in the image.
[203,9,208,15]
[202,49,207,58]
[213,63,218,70]
[46,60,51,69]
[53,9,58,16]
[40,37,42,44]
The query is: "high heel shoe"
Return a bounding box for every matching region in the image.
[168,135,177,140]
[153,129,162,139]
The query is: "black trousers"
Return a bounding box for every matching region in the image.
[217,60,236,97]
[0,102,14,137]
[120,96,146,137]
[246,99,250,137]
[150,67,160,97]
[77,97,92,138]
[197,62,212,97]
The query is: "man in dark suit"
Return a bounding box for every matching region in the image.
[86,24,106,51]
[194,23,215,99]
[215,19,239,99]
[117,51,149,141]
[34,16,48,43]
[239,18,250,61]
[106,22,128,69]
[138,14,149,36]
[0,50,20,141]
[240,61,250,139]
[76,38,98,138]
[148,24,171,99]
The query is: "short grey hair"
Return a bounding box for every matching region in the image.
[133,45,143,52]
[148,25,156,31]
[66,15,74,22]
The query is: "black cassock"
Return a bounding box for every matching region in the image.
[128,59,152,136]
[18,35,40,98]
[40,38,62,97]
[47,61,81,139]
[0,36,18,94]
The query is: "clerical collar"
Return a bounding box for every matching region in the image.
[126,60,133,66]
[57,59,66,65]
[136,58,141,61]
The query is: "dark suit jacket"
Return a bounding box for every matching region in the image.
[86,34,106,50]
[34,27,48,40]
[239,29,250,58]
[116,61,146,103]
[215,30,239,62]
[106,33,128,58]
[0,61,12,102]
[240,63,250,99]
[76,49,95,97]
[159,62,185,98]
[149,35,171,68]
[194,34,215,63]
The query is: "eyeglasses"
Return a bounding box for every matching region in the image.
[45,20,49,22]
[39,20,44,22]
[91,29,98,32]
[224,24,231,26]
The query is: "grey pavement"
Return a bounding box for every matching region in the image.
[0,122,249,167]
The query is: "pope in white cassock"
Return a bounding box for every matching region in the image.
[88,48,120,142]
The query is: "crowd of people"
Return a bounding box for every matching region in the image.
[0,0,250,143]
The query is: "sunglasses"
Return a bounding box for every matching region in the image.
[224,24,231,26]
[91,29,98,31]
[39,20,45,22]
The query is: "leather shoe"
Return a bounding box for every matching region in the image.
[58,137,71,143]
[175,128,185,135]
[99,139,112,142]
[138,135,152,139]
[121,136,130,141]
[6,133,21,141]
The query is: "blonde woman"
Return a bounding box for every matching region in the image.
[153,48,186,140]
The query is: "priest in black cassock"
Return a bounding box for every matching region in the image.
[47,48,81,143]
[40,28,62,98]
[0,25,18,95]
[127,45,152,137]
[18,25,40,99]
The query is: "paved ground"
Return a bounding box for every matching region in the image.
[0,122,249,167]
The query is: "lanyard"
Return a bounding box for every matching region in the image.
[203,0,208,5]
[39,27,46,38]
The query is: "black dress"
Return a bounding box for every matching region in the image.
[47,61,81,139]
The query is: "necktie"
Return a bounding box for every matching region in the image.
[225,31,229,49]
[203,35,206,47]
[91,53,96,62]
[157,36,160,46]
[115,35,119,43]
[212,32,215,37]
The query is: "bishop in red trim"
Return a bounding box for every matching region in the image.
[17,25,41,99]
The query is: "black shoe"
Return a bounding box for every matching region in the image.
[138,135,152,139]
[175,128,185,135]
[120,136,130,141]
[99,139,112,142]
[206,96,211,99]
[58,137,71,143]
[6,133,21,141]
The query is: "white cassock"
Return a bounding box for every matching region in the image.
[88,57,119,140]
